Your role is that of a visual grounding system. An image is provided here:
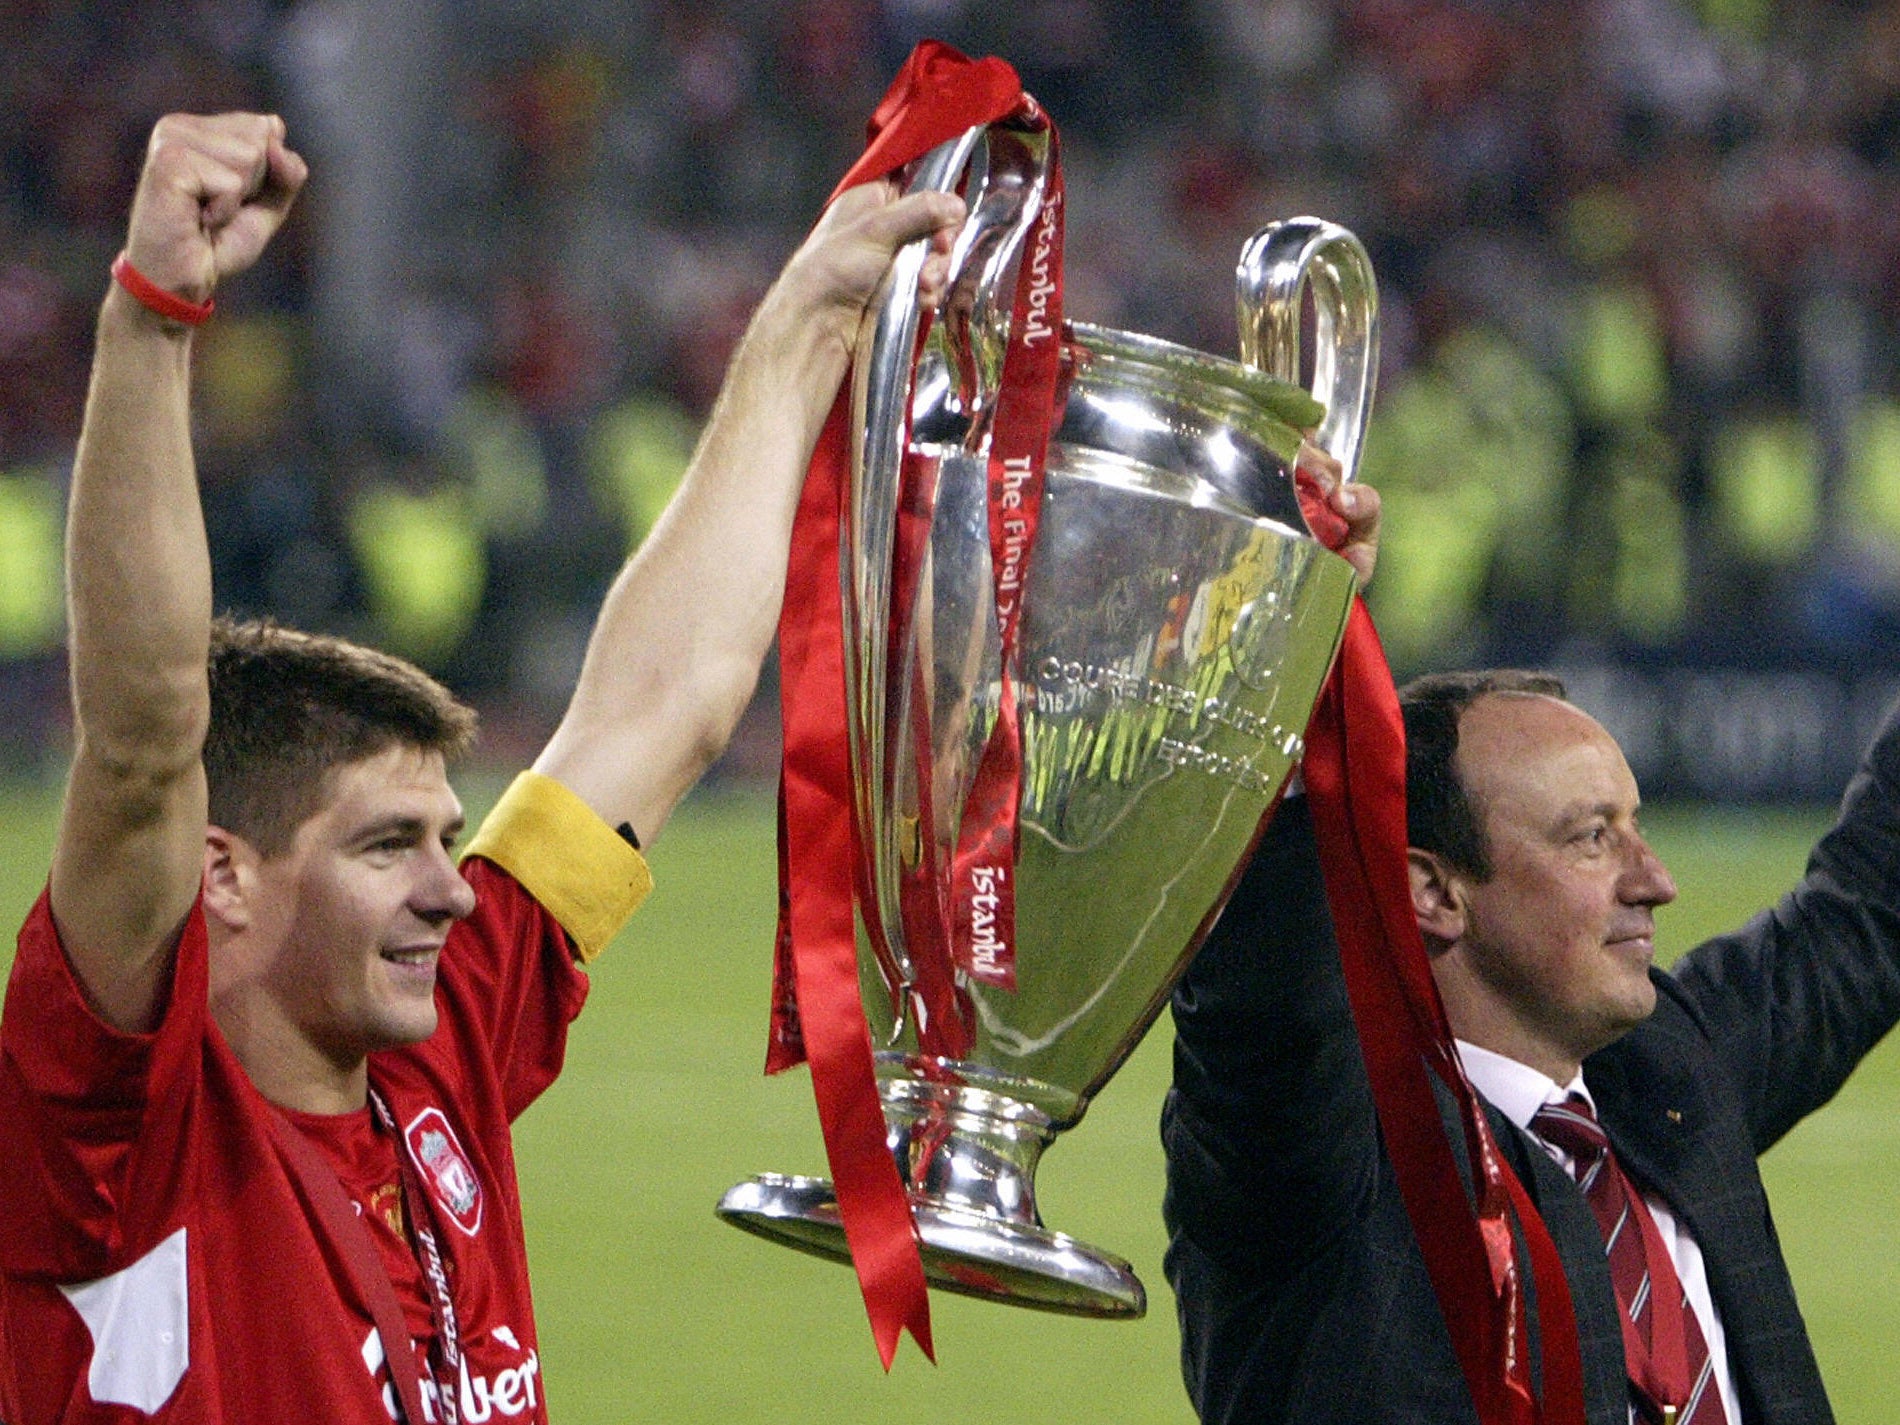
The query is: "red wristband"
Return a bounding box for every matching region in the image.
[110,253,215,327]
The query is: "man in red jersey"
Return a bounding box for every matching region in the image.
[0,112,961,1423]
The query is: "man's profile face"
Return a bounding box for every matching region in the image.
[1438,693,1678,1080]
[239,743,476,1067]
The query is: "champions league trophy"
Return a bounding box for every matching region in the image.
[719,121,1378,1317]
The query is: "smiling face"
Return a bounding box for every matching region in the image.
[207,742,477,1111]
[1419,693,1678,1083]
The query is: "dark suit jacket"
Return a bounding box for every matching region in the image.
[1162,705,1900,1423]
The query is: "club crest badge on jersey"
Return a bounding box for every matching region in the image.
[405,1107,483,1237]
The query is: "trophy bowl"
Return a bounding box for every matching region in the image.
[719,122,1377,1317]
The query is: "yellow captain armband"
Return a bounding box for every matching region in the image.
[461,771,652,963]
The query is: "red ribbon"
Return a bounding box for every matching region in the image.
[948,117,1062,989]
[767,41,1041,1369]
[1296,476,1584,1423]
[772,405,934,1367]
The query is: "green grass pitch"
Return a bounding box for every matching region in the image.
[0,778,1891,1422]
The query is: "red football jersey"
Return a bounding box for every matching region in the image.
[0,855,588,1424]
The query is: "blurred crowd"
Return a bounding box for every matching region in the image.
[4,0,1900,770]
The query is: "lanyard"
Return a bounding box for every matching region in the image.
[266,1097,440,1425]
[368,1085,465,1425]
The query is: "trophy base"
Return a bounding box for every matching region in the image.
[716,1173,1146,1319]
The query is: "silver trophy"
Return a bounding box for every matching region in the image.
[719,121,1378,1317]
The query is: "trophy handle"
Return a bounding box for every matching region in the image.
[1235,219,1380,482]
[848,123,1057,1009]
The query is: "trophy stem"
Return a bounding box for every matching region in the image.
[717,1075,1145,1318]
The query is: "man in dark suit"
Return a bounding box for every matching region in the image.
[1163,662,1899,1422]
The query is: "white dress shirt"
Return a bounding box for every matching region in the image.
[1457,1041,1741,1423]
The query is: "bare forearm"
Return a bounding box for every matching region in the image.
[540,282,844,839]
[67,290,214,761]
[535,182,964,845]
[628,271,852,671]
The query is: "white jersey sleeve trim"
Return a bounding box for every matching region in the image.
[59,1227,189,1413]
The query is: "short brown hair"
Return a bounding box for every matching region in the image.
[1399,669,1568,880]
[205,617,477,856]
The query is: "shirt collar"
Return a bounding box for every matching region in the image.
[1454,1039,1594,1131]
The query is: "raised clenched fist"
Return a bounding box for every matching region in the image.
[119,112,308,308]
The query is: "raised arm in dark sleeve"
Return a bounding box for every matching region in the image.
[1671,695,1900,1152]
[1164,796,1380,1268]
[1163,794,1447,1422]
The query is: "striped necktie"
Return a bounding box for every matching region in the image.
[1531,1095,1728,1425]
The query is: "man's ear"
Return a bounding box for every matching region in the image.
[202,826,254,932]
[1408,847,1467,948]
